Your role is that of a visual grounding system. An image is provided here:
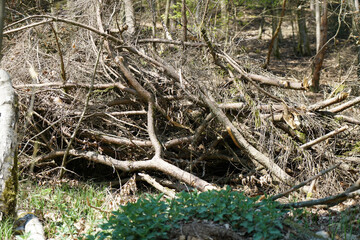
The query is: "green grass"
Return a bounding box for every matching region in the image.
[0,217,14,239]
[1,180,115,239]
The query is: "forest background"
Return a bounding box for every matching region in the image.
[0,0,360,239]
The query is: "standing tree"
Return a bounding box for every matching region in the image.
[0,0,18,219]
[264,0,286,68]
[124,0,136,36]
[296,0,311,56]
[311,0,328,91]
[315,0,321,52]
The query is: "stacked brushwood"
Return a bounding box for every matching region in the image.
[2,1,360,205]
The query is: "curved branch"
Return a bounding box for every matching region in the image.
[4,15,123,45]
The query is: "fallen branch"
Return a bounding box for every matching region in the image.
[307,92,348,111]
[269,163,341,201]
[4,15,123,45]
[138,173,176,198]
[300,125,348,149]
[137,38,208,47]
[281,185,360,209]
[329,96,360,113]
[200,89,294,184]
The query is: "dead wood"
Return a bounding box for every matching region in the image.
[137,38,208,47]
[138,173,176,198]
[307,92,348,111]
[200,89,294,184]
[6,4,360,201]
[300,125,349,149]
[247,73,305,90]
[113,54,216,191]
[4,15,124,45]
[281,179,360,208]
[328,96,360,113]
[35,149,216,191]
[270,163,341,201]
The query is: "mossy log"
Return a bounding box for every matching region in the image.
[0,70,18,219]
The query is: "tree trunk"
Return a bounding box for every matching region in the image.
[169,0,177,32]
[164,0,171,27]
[0,0,4,61]
[312,0,328,91]
[0,70,18,219]
[220,0,228,31]
[315,0,321,52]
[264,0,286,68]
[258,7,266,39]
[296,0,311,56]
[310,0,314,11]
[148,0,157,40]
[181,0,187,42]
[355,0,359,11]
[124,0,136,35]
[271,9,281,59]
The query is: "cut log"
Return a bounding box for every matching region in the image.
[0,70,18,219]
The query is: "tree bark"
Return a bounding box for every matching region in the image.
[0,70,18,219]
[296,0,311,56]
[264,0,287,68]
[181,0,187,42]
[0,0,4,60]
[124,0,136,35]
[311,0,328,92]
[315,0,321,52]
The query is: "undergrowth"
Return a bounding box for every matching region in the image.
[1,182,359,239]
[87,187,288,240]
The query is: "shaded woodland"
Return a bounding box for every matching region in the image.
[1,0,360,211]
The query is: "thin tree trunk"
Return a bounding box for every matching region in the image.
[124,0,136,35]
[258,7,266,39]
[357,45,360,80]
[164,0,171,27]
[170,0,176,32]
[0,70,18,219]
[0,0,4,60]
[181,0,187,42]
[315,0,321,52]
[296,0,311,56]
[199,0,210,31]
[264,0,287,68]
[312,0,328,91]
[310,0,314,11]
[221,0,227,31]
[355,0,359,11]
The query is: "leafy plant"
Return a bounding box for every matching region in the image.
[87,187,288,240]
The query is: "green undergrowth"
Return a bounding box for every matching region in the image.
[87,187,288,240]
[0,180,111,239]
[1,182,359,239]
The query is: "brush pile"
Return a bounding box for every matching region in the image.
[3,0,360,202]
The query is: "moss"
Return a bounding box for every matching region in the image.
[1,151,18,218]
[295,130,306,144]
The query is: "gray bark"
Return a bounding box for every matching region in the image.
[296,1,311,56]
[0,0,4,60]
[271,8,282,58]
[0,70,18,219]
[124,0,136,35]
